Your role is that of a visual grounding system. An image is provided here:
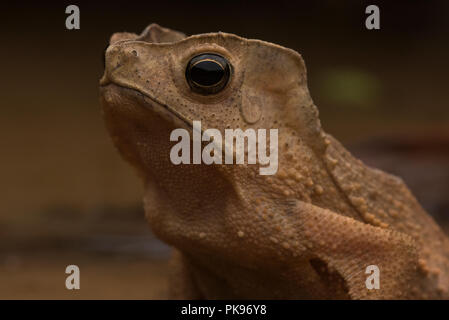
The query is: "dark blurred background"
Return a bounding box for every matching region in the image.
[0,1,448,298]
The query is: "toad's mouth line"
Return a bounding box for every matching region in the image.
[100,82,193,130]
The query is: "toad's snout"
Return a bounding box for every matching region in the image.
[100,43,141,86]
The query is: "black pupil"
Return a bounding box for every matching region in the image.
[190,60,224,86]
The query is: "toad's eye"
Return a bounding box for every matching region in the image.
[185,53,231,95]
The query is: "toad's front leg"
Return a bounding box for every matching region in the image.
[294,201,419,299]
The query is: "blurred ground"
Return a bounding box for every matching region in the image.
[1,254,169,299]
[0,1,448,299]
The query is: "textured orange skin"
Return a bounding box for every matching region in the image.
[100,24,449,299]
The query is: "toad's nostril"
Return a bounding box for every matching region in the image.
[102,45,140,77]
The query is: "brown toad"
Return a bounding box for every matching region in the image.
[99,24,449,299]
